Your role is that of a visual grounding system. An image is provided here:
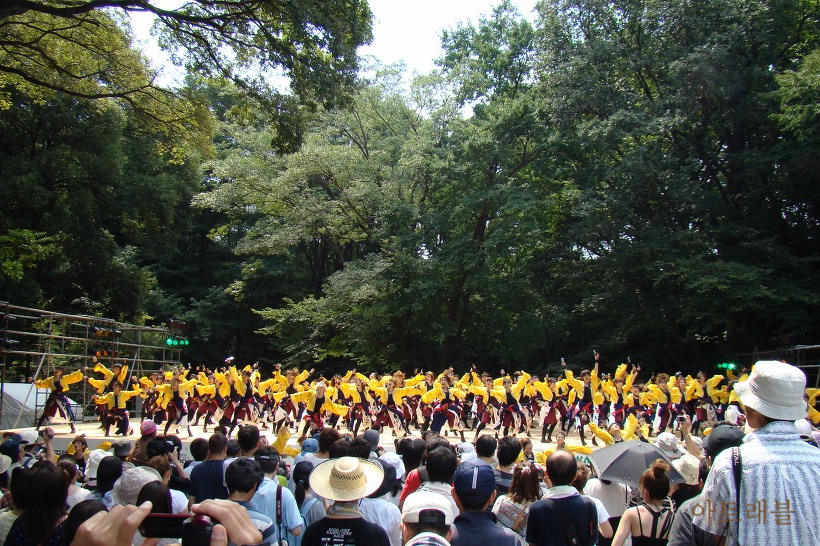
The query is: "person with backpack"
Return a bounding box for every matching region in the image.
[250,446,303,545]
[525,450,601,546]
[289,461,326,546]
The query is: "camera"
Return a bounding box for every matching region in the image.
[139,514,213,546]
[677,415,686,422]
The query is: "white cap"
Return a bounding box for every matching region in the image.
[402,491,455,525]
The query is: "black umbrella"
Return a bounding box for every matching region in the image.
[589,440,686,487]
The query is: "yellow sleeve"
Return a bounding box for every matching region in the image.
[36,377,54,390]
[624,372,636,393]
[451,388,466,400]
[63,369,85,385]
[88,377,106,394]
[322,399,349,416]
[614,364,628,380]
[622,415,638,440]
[180,379,199,397]
[293,370,310,384]
[590,370,600,392]
[647,384,667,404]
[685,381,698,401]
[121,386,141,401]
[338,383,355,397]
[396,387,416,402]
[258,378,279,394]
[404,374,424,387]
[94,392,114,408]
[490,386,506,403]
[593,391,605,405]
[196,384,216,397]
[669,386,682,404]
[117,366,129,384]
[589,423,614,446]
[93,363,114,381]
[706,375,724,392]
[271,391,289,404]
[468,385,488,399]
[290,390,313,405]
[808,405,820,425]
[372,387,387,404]
[564,371,583,394]
[602,381,618,402]
[421,388,442,405]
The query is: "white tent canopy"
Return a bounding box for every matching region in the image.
[0,383,80,431]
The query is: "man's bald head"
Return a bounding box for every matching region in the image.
[546,450,578,487]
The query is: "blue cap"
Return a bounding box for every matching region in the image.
[452,459,496,506]
[301,438,319,454]
[0,440,20,462]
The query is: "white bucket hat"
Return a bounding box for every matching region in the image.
[85,449,113,480]
[654,432,684,460]
[309,456,384,502]
[112,466,162,506]
[733,361,807,421]
[672,454,700,486]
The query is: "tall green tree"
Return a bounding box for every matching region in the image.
[529,0,820,366]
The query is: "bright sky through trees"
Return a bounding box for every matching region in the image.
[129,0,538,85]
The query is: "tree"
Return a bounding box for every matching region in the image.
[528,0,820,366]
[0,0,373,150]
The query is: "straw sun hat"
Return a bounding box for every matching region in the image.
[309,456,384,502]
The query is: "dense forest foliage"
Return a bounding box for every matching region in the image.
[2,0,819,375]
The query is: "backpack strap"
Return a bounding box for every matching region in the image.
[417,465,429,485]
[731,447,742,540]
[275,484,284,546]
[543,498,589,546]
[301,496,319,517]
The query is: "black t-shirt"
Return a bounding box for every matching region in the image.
[189,460,228,502]
[526,495,598,546]
[302,516,390,546]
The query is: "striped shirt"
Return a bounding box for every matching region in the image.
[693,421,820,545]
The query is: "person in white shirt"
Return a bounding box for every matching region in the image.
[360,458,403,546]
[693,361,820,545]
[417,446,460,519]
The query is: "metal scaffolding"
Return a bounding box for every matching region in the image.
[0,301,183,428]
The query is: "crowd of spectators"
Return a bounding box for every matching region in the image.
[0,360,817,546]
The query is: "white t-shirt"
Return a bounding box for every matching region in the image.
[584,478,630,518]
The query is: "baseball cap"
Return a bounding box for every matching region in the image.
[113,441,132,458]
[402,491,455,525]
[301,438,319,455]
[0,440,20,462]
[702,423,745,458]
[140,420,157,436]
[19,430,39,445]
[362,429,380,451]
[452,459,496,507]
